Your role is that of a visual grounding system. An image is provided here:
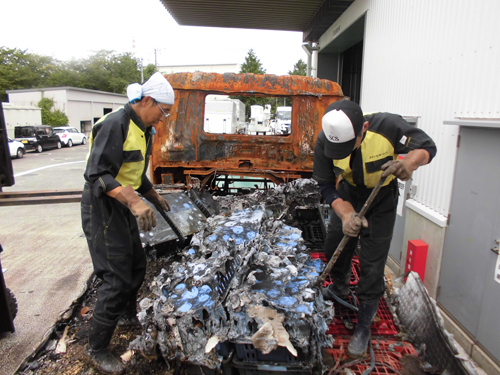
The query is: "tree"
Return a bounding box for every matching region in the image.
[75,50,140,94]
[0,47,59,101]
[0,47,144,100]
[288,59,307,76]
[239,49,266,74]
[144,64,158,81]
[38,97,69,126]
[233,50,268,120]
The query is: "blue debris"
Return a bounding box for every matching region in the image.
[179,302,193,313]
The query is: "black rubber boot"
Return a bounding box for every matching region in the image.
[117,294,140,327]
[347,299,379,358]
[117,312,140,327]
[84,315,125,374]
[322,268,351,300]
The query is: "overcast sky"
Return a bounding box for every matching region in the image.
[2,0,306,76]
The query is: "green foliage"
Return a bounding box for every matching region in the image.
[38,98,69,126]
[0,47,142,101]
[288,59,307,76]
[75,50,140,93]
[239,49,266,75]
[144,64,158,81]
[0,47,59,101]
[233,50,268,119]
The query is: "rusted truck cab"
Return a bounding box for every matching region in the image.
[151,72,343,192]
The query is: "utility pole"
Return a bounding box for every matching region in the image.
[138,58,144,83]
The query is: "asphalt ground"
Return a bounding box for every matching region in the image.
[0,144,93,375]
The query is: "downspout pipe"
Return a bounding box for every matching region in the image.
[302,42,313,77]
[302,42,321,78]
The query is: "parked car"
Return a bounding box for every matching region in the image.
[53,126,87,147]
[7,137,26,159]
[14,125,61,153]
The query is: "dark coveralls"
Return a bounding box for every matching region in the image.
[313,112,437,302]
[81,103,153,327]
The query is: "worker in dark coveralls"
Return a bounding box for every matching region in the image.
[81,72,174,374]
[313,100,436,358]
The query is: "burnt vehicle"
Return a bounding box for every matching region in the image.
[150,72,344,193]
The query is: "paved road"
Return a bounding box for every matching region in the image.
[0,145,93,375]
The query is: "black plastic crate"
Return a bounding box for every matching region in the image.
[231,357,313,375]
[294,208,318,221]
[235,343,300,363]
[300,224,325,251]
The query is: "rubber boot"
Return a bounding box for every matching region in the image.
[347,299,379,358]
[117,311,140,327]
[117,295,140,328]
[321,269,352,300]
[84,315,125,374]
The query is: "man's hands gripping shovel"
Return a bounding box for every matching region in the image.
[315,175,387,287]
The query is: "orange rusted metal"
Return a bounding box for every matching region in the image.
[151,72,343,189]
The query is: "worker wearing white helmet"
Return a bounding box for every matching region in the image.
[82,72,175,374]
[313,99,436,359]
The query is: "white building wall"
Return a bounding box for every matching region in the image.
[8,91,44,108]
[41,90,68,112]
[361,0,500,218]
[320,0,500,218]
[7,88,128,132]
[2,104,42,137]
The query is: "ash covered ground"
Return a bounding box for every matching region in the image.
[16,179,336,375]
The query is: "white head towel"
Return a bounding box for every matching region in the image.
[126,72,175,105]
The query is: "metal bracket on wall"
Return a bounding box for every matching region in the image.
[491,239,500,255]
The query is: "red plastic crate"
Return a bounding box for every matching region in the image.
[324,338,418,375]
[310,253,360,286]
[326,297,398,336]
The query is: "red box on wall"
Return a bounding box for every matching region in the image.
[404,239,428,282]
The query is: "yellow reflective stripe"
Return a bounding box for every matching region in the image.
[332,130,396,188]
[361,132,396,187]
[116,120,146,189]
[333,156,354,185]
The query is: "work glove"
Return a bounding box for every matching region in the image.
[142,188,171,213]
[116,185,156,232]
[333,199,369,237]
[381,159,413,181]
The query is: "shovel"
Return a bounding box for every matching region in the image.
[314,175,387,287]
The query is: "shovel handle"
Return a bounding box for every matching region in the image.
[314,176,387,287]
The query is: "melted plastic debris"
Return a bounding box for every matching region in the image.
[189,188,221,217]
[139,197,178,247]
[130,179,333,371]
[392,272,478,375]
[162,192,207,237]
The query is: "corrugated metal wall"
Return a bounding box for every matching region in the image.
[361,0,500,217]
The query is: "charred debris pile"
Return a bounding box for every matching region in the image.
[15,179,481,375]
[131,179,335,373]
